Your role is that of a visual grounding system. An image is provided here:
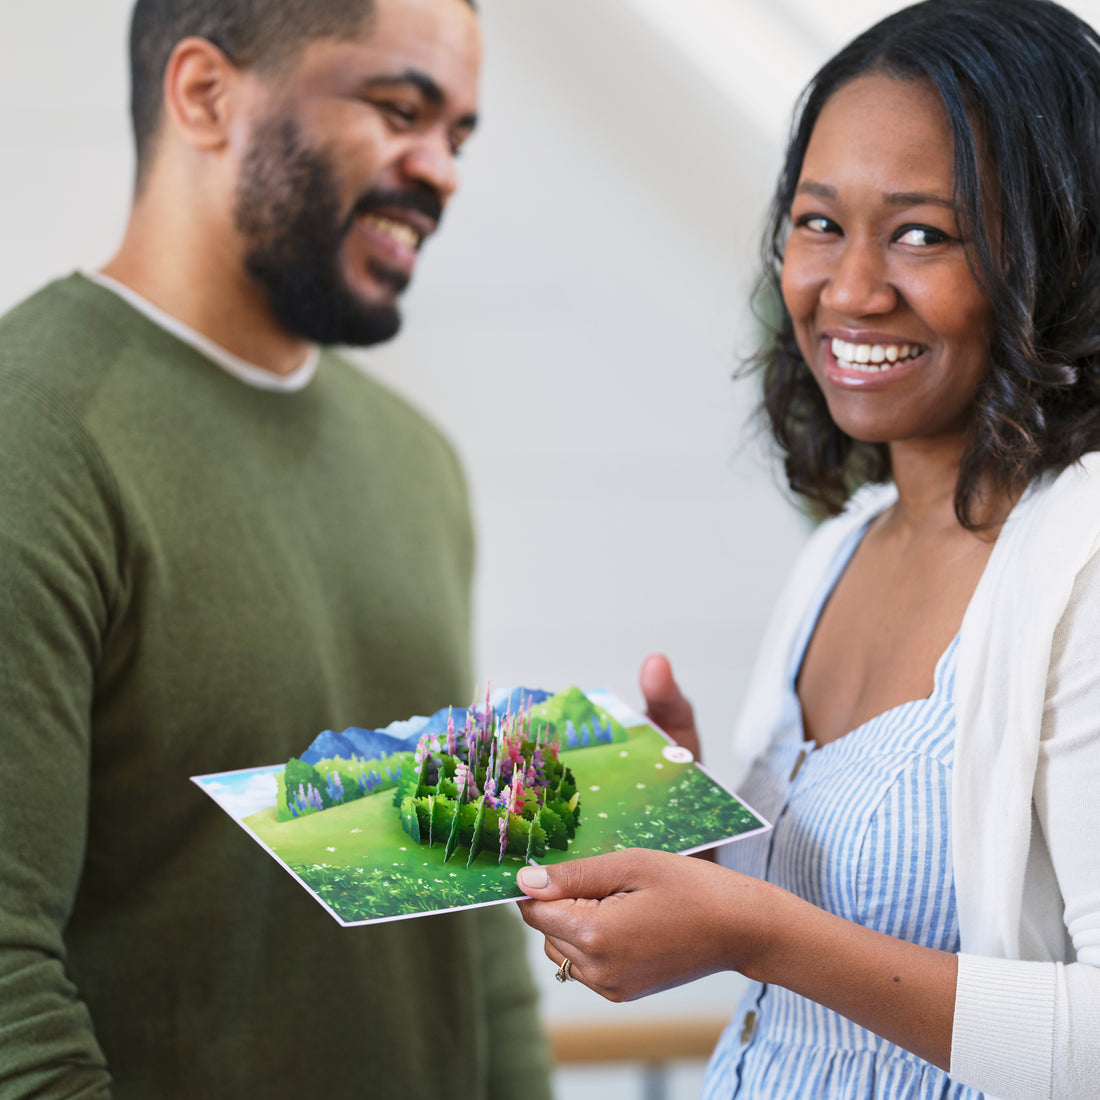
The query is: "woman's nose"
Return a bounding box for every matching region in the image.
[819,240,897,317]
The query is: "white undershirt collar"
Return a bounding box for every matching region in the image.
[85,270,320,393]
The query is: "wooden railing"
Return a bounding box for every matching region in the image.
[546,1017,728,1100]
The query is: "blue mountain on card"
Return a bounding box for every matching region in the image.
[492,686,554,715]
[300,726,415,764]
[299,688,555,764]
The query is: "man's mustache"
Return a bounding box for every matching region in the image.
[350,186,444,225]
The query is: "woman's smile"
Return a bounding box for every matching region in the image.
[822,333,929,389]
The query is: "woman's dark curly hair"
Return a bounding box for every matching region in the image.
[756,0,1100,526]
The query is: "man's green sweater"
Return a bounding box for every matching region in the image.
[0,275,551,1098]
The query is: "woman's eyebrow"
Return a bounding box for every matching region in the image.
[794,180,835,199]
[795,180,954,209]
[883,190,955,209]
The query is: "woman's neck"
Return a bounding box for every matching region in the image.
[886,437,1014,535]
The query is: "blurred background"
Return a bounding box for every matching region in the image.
[4,1,1100,1096]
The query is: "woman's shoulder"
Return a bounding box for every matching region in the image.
[995,454,1100,569]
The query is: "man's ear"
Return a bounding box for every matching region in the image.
[163,36,240,152]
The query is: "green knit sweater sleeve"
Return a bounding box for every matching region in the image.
[0,372,117,1096]
[474,906,554,1100]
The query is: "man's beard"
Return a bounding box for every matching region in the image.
[233,116,438,347]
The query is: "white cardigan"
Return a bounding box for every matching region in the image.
[730,454,1100,1099]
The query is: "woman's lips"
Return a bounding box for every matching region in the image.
[830,336,926,372]
[822,335,929,388]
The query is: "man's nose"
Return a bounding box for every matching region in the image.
[400,131,460,203]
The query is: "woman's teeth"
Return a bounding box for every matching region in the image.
[831,337,924,372]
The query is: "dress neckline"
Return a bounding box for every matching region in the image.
[788,516,962,752]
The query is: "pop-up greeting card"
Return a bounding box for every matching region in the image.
[192,685,769,926]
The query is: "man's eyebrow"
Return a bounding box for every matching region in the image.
[795,180,954,210]
[362,69,479,130]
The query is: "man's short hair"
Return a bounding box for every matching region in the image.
[128,0,474,187]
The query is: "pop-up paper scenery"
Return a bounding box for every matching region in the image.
[192,685,769,926]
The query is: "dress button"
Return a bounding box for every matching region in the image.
[789,749,807,782]
[740,1010,757,1044]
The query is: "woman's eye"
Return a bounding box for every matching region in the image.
[895,225,951,246]
[794,214,838,235]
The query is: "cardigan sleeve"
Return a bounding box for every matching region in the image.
[950,551,1100,1099]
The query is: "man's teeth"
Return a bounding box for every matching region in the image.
[830,337,924,372]
[361,214,420,249]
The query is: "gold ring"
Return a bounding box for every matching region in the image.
[554,957,573,983]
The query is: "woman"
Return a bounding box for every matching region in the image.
[517,2,1100,1097]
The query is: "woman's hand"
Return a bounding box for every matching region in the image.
[517,848,958,1070]
[640,654,702,762]
[516,848,780,1001]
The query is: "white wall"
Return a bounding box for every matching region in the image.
[6,3,1100,1098]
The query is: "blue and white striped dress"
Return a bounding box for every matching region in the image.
[701,524,983,1099]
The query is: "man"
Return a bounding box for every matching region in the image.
[0,0,552,1095]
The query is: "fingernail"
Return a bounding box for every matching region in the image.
[518,866,549,890]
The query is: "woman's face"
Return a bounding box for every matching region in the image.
[781,73,994,447]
